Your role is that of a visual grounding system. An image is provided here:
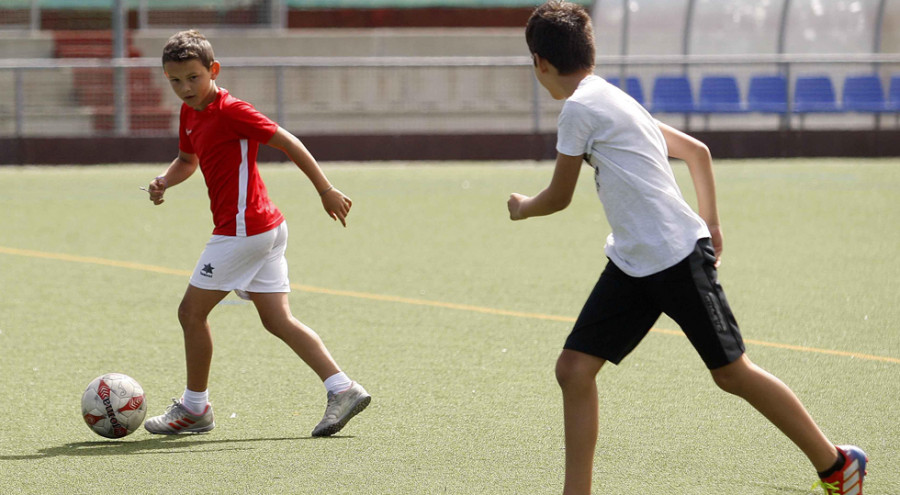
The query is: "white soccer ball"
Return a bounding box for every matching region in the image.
[81,373,147,439]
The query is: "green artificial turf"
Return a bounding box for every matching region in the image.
[0,159,897,494]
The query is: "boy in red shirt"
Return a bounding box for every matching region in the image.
[143,30,369,437]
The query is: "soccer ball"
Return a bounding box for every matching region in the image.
[81,373,147,439]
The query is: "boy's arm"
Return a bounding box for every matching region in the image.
[266,126,352,227]
[508,152,582,220]
[658,122,723,263]
[147,150,199,205]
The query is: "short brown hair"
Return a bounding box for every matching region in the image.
[525,1,595,75]
[162,30,215,68]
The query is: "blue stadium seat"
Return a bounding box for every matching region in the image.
[747,74,788,113]
[651,75,694,113]
[697,75,744,113]
[887,74,900,112]
[842,75,889,112]
[793,76,840,113]
[606,76,645,105]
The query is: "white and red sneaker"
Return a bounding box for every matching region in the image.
[311,382,371,437]
[812,445,868,495]
[144,398,215,434]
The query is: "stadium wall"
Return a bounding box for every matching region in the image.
[3,5,899,163]
[4,131,900,165]
[4,7,537,30]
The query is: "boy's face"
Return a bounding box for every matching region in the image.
[164,58,220,110]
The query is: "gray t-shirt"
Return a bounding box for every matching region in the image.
[556,75,709,277]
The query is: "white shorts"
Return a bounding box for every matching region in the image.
[189,221,291,297]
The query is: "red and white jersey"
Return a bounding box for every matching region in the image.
[179,88,284,237]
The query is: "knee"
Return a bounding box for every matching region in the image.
[712,370,740,395]
[555,355,578,387]
[258,314,281,335]
[177,299,205,330]
[555,351,603,390]
[710,356,750,396]
[258,313,298,338]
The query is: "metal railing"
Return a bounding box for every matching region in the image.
[3,53,900,138]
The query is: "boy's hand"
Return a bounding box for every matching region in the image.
[508,193,528,220]
[321,187,352,227]
[709,224,723,267]
[147,176,167,205]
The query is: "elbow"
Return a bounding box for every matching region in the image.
[549,194,572,212]
[692,142,712,163]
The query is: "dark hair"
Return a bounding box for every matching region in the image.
[525,1,595,75]
[162,30,215,69]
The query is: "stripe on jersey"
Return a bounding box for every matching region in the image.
[236,139,249,237]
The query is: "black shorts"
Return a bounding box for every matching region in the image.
[565,239,745,370]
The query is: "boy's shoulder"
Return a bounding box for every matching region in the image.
[566,75,609,104]
[564,74,648,121]
[560,75,616,118]
[211,88,242,110]
[187,88,277,139]
[557,74,662,154]
[192,89,257,119]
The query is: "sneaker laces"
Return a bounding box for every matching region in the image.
[322,393,340,417]
[811,480,838,494]
[164,398,187,416]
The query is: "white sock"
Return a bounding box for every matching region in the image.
[181,388,209,415]
[323,372,352,395]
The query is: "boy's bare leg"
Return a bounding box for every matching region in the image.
[556,349,607,495]
[710,354,839,471]
[178,285,229,393]
[249,292,341,380]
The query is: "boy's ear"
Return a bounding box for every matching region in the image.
[533,54,551,74]
[209,61,221,80]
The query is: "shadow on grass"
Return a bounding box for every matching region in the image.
[0,434,355,460]
[749,482,812,494]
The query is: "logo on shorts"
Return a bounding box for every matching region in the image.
[704,293,726,334]
[200,263,215,278]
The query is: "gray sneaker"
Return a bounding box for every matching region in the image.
[144,399,215,435]
[311,382,371,437]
